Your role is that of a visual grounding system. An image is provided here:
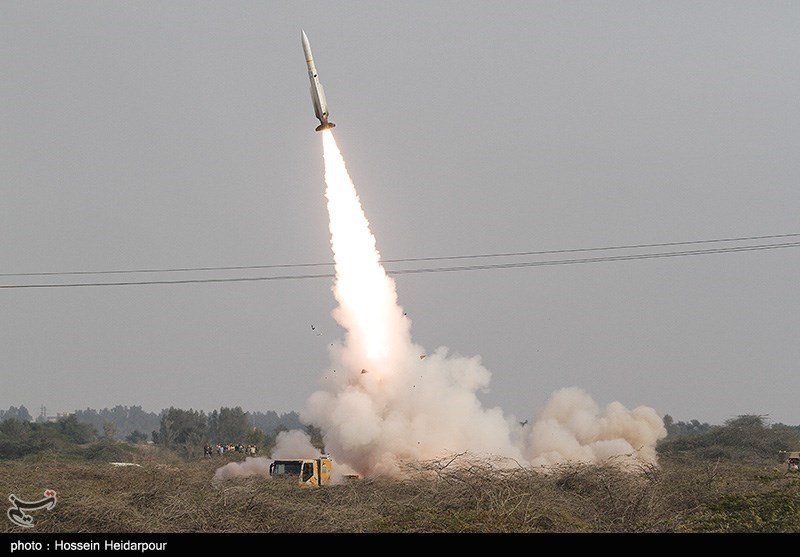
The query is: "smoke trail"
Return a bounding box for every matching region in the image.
[299,130,666,478]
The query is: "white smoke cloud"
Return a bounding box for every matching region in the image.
[212,456,270,482]
[270,429,323,459]
[294,131,668,479]
[521,387,665,468]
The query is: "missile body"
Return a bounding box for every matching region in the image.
[301,30,335,132]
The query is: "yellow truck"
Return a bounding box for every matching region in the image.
[269,456,333,487]
[781,451,800,473]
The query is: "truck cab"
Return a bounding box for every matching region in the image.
[269,457,332,487]
[786,451,800,473]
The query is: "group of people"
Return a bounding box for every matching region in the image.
[204,442,258,458]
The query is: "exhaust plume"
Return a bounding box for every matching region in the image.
[301,131,667,478]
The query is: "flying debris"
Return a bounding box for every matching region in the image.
[301,30,335,132]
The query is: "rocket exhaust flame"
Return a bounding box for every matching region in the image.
[322,131,407,366]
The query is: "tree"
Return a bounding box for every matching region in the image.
[245,426,266,448]
[658,413,800,466]
[250,410,303,435]
[1,406,32,423]
[102,421,117,439]
[158,407,207,458]
[74,406,160,441]
[125,430,148,444]
[57,414,96,444]
[0,419,70,459]
[662,414,711,437]
[207,410,219,444]
[0,417,27,438]
[217,407,249,444]
[305,424,325,452]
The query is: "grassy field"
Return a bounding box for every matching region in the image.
[1,445,799,533]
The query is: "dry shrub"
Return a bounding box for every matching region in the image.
[1,450,798,533]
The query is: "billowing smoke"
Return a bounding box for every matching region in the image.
[212,456,270,482]
[270,429,323,459]
[298,131,666,478]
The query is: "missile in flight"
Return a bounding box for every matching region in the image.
[301,30,335,132]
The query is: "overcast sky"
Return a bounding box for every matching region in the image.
[1,1,798,426]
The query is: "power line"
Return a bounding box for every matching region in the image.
[1,232,798,278]
[388,240,800,275]
[1,238,798,289]
[383,232,800,264]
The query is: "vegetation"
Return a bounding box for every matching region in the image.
[0,412,798,533]
[660,414,800,467]
[0,404,303,460]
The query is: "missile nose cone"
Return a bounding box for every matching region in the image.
[301,30,312,59]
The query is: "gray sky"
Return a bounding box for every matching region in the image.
[1,1,798,427]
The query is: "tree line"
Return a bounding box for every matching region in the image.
[0,404,308,460]
[2,404,798,463]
